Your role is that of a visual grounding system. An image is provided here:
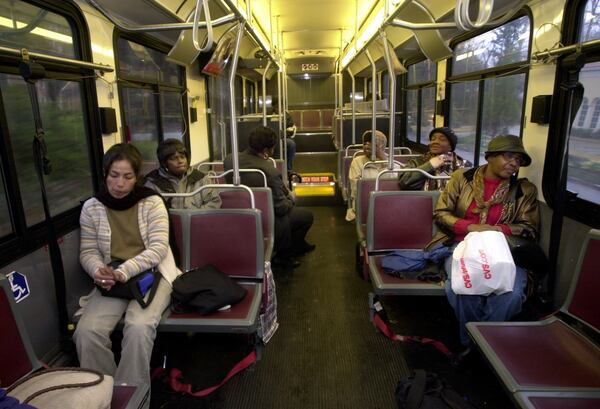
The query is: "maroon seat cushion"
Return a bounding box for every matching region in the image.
[526,396,600,409]
[0,287,34,386]
[476,319,600,389]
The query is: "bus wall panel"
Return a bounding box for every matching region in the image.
[78,1,123,149]
[187,62,210,163]
[519,0,565,199]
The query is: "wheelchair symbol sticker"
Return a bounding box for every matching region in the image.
[8,271,30,303]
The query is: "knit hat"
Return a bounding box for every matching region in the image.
[429,127,457,152]
[485,135,532,167]
[157,139,190,167]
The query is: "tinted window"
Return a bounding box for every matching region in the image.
[406,89,418,143]
[453,16,530,76]
[568,61,600,204]
[0,73,92,227]
[580,0,600,41]
[449,80,479,164]
[118,38,182,85]
[0,2,76,59]
[407,59,436,85]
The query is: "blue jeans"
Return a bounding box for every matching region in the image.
[444,253,528,346]
[286,138,296,172]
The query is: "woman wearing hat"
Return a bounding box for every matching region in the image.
[144,139,221,209]
[429,135,540,353]
[399,127,470,191]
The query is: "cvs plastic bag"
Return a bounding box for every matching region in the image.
[451,231,516,296]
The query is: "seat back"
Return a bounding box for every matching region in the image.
[321,110,334,128]
[219,188,274,256]
[563,229,600,332]
[356,178,401,229]
[302,111,321,129]
[367,191,439,252]
[0,277,40,386]
[171,209,264,280]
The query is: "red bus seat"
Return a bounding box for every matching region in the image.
[513,390,600,409]
[220,188,274,261]
[466,229,600,394]
[163,209,264,334]
[0,278,148,409]
[366,191,444,296]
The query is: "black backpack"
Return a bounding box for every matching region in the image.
[396,370,478,409]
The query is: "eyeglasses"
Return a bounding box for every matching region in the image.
[501,152,525,166]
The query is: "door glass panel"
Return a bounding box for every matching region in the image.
[160,91,185,141]
[121,87,159,174]
[420,86,436,143]
[406,89,417,143]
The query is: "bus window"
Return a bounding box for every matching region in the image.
[1,75,93,227]
[448,15,531,165]
[567,0,600,205]
[404,59,436,145]
[117,36,187,171]
[0,2,76,59]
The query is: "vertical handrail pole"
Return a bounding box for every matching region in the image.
[283,62,289,162]
[262,59,272,126]
[381,32,396,169]
[348,67,356,144]
[365,49,377,161]
[228,21,245,186]
[277,68,283,157]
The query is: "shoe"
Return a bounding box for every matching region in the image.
[271,257,301,269]
[450,347,472,367]
[293,242,316,256]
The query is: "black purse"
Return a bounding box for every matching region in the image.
[97,262,160,309]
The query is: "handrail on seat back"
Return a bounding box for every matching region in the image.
[208,169,268,188]
[161,183,256,209]
[345,144,363,156]
[375,168,450,191]
[194,161,224,171]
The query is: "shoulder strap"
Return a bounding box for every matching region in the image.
[6,367,104,404]
[130,270,161,309]
[152,350,257,397]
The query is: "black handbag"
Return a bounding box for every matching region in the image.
[171,265,247,315]
[97,263,160,309]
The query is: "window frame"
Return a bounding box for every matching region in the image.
[543,0,600,227]
[445,10,533,166]
[114,31,189,152]
[0,0,103,265]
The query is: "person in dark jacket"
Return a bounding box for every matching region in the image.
[224,126,314,268]
[144,139,221,209]
[399,127,470,191]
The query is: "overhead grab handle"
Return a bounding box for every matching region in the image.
[192,0,214,52]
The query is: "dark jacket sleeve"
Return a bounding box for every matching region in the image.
[269,172,294,216]
[398,156,435,190]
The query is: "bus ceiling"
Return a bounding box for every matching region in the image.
[84,0,527,76]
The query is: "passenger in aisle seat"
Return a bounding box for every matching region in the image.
[428,135,539,356]
[75,143,181,395]
[144,139,221,209]
[224,126,315,269]
[399,127,470,191]
[346,130,396,222]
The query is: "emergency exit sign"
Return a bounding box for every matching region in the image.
[302,63,319,71]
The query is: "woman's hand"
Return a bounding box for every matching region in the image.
[467,224,502,232]
[93,266,116,290]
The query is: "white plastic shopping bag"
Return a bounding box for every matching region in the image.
[451,231,516,295]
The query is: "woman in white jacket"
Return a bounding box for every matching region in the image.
[74,143,181,391]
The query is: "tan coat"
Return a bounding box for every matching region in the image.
[428,167,540,249]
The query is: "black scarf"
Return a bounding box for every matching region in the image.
[95,185,160,211]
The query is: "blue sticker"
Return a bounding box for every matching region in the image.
[8,271,30,303]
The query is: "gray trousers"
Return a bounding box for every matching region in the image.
[74,277,171,388]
